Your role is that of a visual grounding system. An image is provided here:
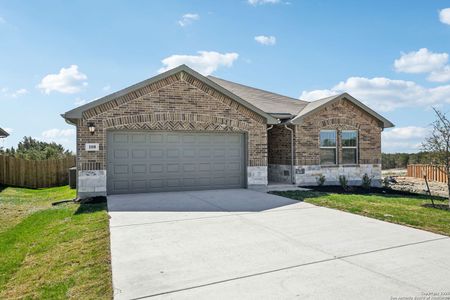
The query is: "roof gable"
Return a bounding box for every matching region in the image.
[62,65,278,124]
[291,93,394,128]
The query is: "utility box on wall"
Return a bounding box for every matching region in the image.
[69,167,77,189]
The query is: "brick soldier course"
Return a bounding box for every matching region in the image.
[63,64,393,198]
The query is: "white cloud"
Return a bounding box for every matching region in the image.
[428,66,450,82]
[40,128,76,151]
[382,126,430,153]
[37,65,88,94]
[394,48,448,74]
[1,87,28,98]
[248,0,280,5]
[42,128,76,139]
[11,88,28,98]
[300,76,450,112]
[158,51,239,75]
[254,35,276,46]
[439,8,450,25]
[178,13,199,27]
[382,126,429,140]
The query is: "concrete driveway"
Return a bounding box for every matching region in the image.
[108,189,450,300]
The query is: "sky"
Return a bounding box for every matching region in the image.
[1,0,450,153]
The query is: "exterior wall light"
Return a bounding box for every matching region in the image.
[88,122,96,135]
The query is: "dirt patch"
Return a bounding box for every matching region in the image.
[389,176,448,198]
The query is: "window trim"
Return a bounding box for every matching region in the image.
[341,130,358,165]
[319,129,337,165]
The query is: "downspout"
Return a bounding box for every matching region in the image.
[284,124,295,184]
[267,125,274,184]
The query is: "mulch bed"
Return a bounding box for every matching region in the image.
[302,185,446,198]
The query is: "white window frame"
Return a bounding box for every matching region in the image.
[341,130,358,165]
[319,130,337,165]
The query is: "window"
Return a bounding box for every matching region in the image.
[320,130,337,165]
[342,130,358,164]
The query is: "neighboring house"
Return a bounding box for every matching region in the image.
[0,127,9,139]
[62,65,394,198]
[0,127,9,150]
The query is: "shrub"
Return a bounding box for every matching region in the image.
[361,173,372,189]
[382,176,390,188]
[339,175,348,191]
[316,175,326,186]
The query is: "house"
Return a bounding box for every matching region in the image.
[0,127,9,139]
[62,65,394,198]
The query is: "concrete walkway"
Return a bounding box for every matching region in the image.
[108,189,450,300]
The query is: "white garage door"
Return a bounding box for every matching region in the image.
[107,131,246,194]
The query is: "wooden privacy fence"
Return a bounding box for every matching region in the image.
[0,155,76,188]
[407,164,448,183]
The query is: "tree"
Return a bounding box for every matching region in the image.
[0,136,73,160]
[422,108,450,207]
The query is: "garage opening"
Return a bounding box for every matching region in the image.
[107,131,246,194]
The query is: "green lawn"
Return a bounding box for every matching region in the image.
[272,190,450,236]
[0,185,112,299]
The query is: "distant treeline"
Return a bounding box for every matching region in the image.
[382,152,435,170]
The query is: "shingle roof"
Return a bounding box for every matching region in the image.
[0,127,9,138]
[208,76,308,116]
[61,64,393,128]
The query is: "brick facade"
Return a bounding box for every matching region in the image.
[267,98,383,185]
[76,71,268,196]
[74,69,386,194]
[295,98,382,166]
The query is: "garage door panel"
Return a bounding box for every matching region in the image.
[113,180,129,191]
[167,149,180,158]
[183,163,196,172]
[166,134,180,143]
[182,135,196,143]
[149,164,163,173]
[131,180,146,190]
[183,178,196,186]
[150,179,164,188]
[150,134,163,143]
[150,149,164,158]
[131,164,146,175]
[167,178,181,187]
[131,149,147,159]
[183,149,195,158]
[114,149,129,159]
[198,148,211,157]
[131,134,147,143]
[107,131,245,194]
[167,164,180,172]
[113,133,129,143]
[113,165,129,175]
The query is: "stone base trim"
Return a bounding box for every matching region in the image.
[294,164,382,187]
[247,166,268,185]
[78,170,107,199]
[268,164,292,184]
